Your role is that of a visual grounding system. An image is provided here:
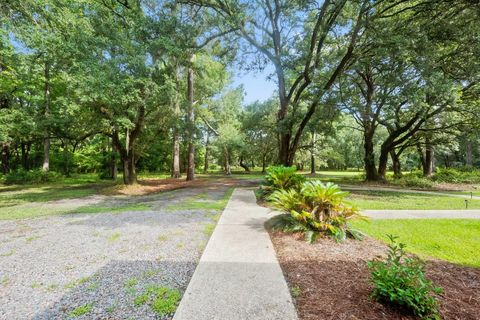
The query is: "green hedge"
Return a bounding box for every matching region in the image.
[4,169,63,185]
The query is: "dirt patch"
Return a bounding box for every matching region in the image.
[101,177,257,196]
[433,182,479,192]
[270,232,480,320]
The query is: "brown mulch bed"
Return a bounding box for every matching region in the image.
[270,232,480,320]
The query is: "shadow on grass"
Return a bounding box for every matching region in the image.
[0,184,110,208]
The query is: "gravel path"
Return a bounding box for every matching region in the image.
[0,184,233,320]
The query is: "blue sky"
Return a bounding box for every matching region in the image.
[231,65,277,104]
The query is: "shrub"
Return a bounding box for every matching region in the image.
[265,165,306,190]
[392,175,434,189]
[368,235,442,319]
[433,167,480,184]
[267,180,365,243]
[4,169,62,185]
[259,165,306,197]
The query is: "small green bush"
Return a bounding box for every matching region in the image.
[261,166,306,195]
[135,285,181,316]
[433,167,480,184]
[69,303,93,317]
[368,235,442,319]
[267,180,365,243]
[4,169,62,185]
[392,175,434,189]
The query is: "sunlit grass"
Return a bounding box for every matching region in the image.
[71,203,151,214]
[0,205,77,220]
[352,219,480,267]
[347,190,480,210]
[0,185,99,208]
[166,188,234,212]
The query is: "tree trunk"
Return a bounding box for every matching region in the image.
[364,130,378,181]
[63,141,70,176]
[223,145,231,175]
[118,129,137,185]
[277,92,291,165]
[424,143,434,177]
[42,62,50,172]
[122,158,129,184]
[111,137,117,180]
[466,141,473,166]
[239,155,250,172]
[377,146,390,182]
[262,153,267,173]
[1,145,9,174]
[186,57,195,181]
[417,144,426,171]
[390,150,402,178]
[310,131,316,174]
[172,126,181,178]
[122,152,136,184]
[21,143,29,170]
[203,131,210,173]
[417,140,434,176]
[42,138,50,172]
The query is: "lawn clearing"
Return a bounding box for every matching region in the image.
[71,203,152,214]
[352,219,480,267]
[165,188,234,212]
[346,190,480,210]
[0,185,100,208]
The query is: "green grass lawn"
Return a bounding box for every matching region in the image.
[165,188,234,212]
[0,173,120,208]
[346,190,480,210]
[0,206,79,220]
[449,189,480,197]
[0,185,100,208]
[0,172,239,220]
[310,170,364,177]
[71,203,152,214]
[352,219,480,267]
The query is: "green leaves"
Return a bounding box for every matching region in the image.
[264,166,306,192]
[266,177,365,243]
[368,235,442,319]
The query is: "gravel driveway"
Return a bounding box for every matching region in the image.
[0,185,233,320]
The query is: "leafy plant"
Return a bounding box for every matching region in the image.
[267,180,365,243]
[4,169,62,185]
[134,285,181,316]
[433,167,480,184]
[263,166,306,192]
[392,175,434,189]
[368,235,442,319]
[69,303,93,317]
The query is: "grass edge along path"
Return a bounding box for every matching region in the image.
[352,219,480,267]
[346,190,480,210]
[165,188,234,212]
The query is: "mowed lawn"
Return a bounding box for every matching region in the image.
[0,175,119,220]
[346,190,480,210]
[352,219,480,267]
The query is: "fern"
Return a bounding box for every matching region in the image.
[267,179,366,243]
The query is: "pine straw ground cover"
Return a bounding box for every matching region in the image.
[270,232,480,320]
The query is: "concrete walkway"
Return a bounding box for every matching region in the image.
[364,209,480,219]
[173,188,298,320]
